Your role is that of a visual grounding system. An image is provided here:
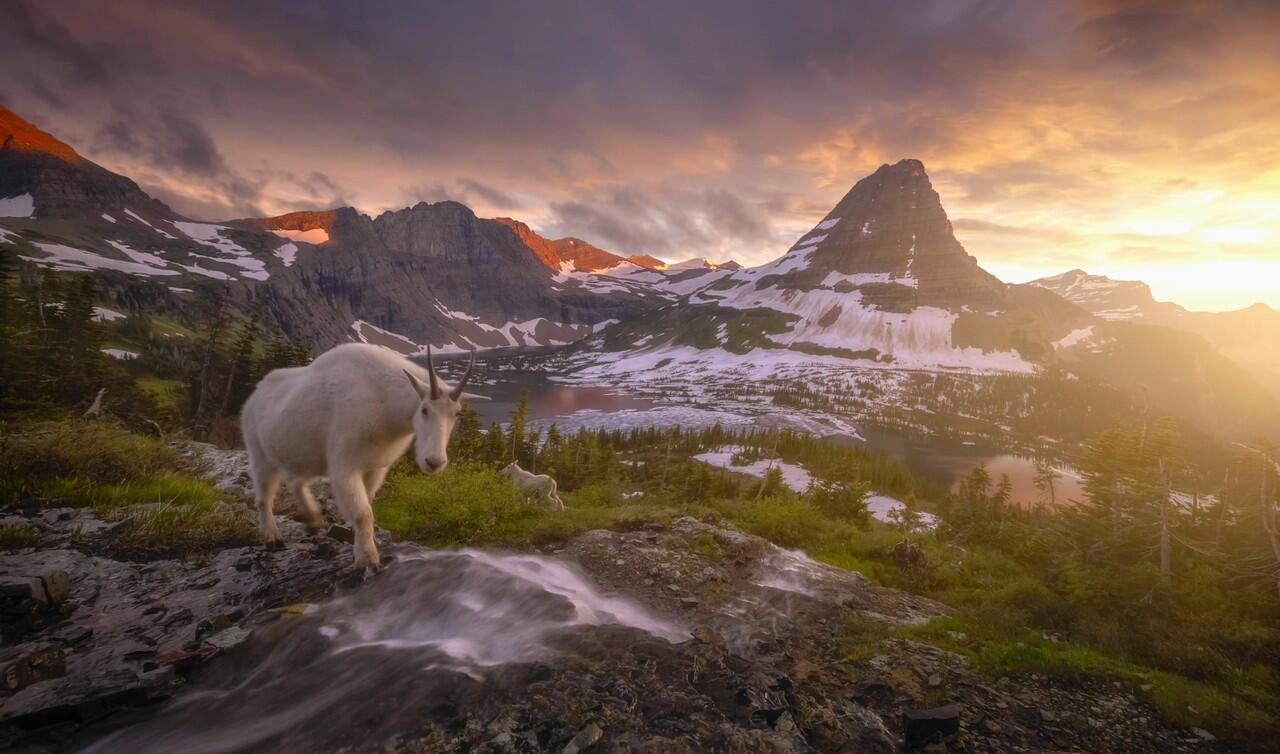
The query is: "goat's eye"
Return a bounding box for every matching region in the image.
[421,406,430,417]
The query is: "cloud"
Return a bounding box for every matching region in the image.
[951,218,1076,243]
[0,0,1278,306]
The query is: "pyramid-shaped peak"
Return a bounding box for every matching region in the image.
[770,158,1006,310]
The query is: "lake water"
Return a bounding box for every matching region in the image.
[442,365,1084,507]
[854,428,1085,507]
[460,370,657,427]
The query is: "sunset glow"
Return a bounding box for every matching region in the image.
[3,0,1278,310]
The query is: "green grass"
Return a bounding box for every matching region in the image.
[374,462,701,548]
[841,613,1278,748]
[0,523,41,550]
[33,473,220,513]
[0,418,183,500]
[136,377,185,411]
[107,496,256,557]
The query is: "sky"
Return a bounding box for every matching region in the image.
[2,0,1278,311]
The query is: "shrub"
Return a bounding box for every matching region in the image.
[373,462,524,545]
[0,523,41,550]
[0,419,181,499]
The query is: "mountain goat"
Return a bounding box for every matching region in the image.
[501,462,565,511]
[241,343,487,567]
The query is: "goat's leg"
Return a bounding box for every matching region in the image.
[333,470,380,567]
[252,466,284,547]
[363,465,390,500]
[291,479,326,531]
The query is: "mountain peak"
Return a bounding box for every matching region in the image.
[494,216,644,273]
[0,105,84,163]
[770,157,1006,309]
[876,158,927,177]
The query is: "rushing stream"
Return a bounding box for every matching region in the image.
[81,547,685,754]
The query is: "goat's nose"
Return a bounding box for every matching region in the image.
[424,458,443,472]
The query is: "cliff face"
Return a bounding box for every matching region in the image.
[0,106,172,219]
[245,203,654,352]
[765,159,1008,312]
[494,216,665,272]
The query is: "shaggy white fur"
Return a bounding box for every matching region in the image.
[241,343,487,566]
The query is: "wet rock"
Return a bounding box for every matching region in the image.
[903,704,960,748]
[562,722,603,754]
[1191,727,1215,741]
[1,643,66,694]
[203,626,250,651]
[51,623,93,646]
[326,524,355,544]
[0,566,70,606]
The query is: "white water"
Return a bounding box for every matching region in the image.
[82,546,685,754]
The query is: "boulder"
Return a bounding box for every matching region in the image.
[903,704,960,748]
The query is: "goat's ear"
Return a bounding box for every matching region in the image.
[458,391,490,402]
[403,369,430,400]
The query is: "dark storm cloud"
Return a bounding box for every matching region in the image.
[95,111,226,177]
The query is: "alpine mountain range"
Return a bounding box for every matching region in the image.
[2,103,1277,440]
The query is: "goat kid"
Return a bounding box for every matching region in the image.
[501,462,566,511]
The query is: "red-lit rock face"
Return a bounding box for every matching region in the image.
[494,216,664,273]
[0,105,85,163]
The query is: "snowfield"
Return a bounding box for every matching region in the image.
[23,242,180,277]
[0,193,35,218]
[693,449,814,493]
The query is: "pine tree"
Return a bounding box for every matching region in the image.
[218,314,259,417]
[191,287,231,433]
[507,389,529,465]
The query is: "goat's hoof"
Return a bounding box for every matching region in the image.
[264,539,285,552]
[303,516,327,534]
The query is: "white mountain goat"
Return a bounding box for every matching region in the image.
[501,462,565,511]
[241,343,487,567]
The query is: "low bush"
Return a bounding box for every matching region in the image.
[0,418,182,500]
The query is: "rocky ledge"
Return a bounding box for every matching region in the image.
[0,448,1228,753]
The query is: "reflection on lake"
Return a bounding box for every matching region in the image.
[855,428,1085,507]
[464,371,657,427]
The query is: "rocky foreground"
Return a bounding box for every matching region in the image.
[1,447,1227,753]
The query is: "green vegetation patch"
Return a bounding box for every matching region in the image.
[1,419,183,500]
[0,523,42,550]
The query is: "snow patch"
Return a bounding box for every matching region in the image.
[101,213,117,223]
[821,271,919,289]
[865,494,939,530]
[693,448,814,493]
[1053,326,1095,350]
[102,348,138,360]
[815,217,840,231]
[124,209,176,239]
[22,242,180,277]
[274,242,299,267]
[93,307,126,322]
[0,193,35,218]
[174,221,269,280]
